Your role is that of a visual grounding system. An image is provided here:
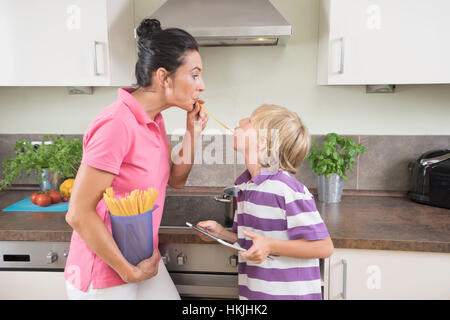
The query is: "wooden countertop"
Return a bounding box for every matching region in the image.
[0,189,449,253]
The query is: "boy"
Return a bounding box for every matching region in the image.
[197,104,334,300]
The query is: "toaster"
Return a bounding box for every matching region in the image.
[408,149,450,209]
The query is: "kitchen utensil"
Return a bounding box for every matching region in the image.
[214,186,237,227]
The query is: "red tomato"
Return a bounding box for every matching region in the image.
[62,196,68,202]
[35,194,51,207]
[30,192,39,204]
[47,190,61,204]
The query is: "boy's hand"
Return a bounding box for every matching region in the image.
[195,220,224,242]
[240,230,272,264]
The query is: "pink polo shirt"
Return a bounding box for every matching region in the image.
[64,87,170,292]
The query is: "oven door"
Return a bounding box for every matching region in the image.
[170,272,238,299]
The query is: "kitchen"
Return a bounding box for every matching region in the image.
[0,0,449,301]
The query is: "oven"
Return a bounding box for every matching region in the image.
[159,242,239,299]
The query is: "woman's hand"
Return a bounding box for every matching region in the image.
[196,220,225,242]
[120,249,160,283]
[240,230,272,264]
[168,99,208,188]
[186,99,209,133]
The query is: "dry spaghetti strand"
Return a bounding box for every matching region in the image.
[200,104,234,134]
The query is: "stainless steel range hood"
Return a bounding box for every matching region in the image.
[150,0,292,46]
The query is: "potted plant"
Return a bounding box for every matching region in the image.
[306,133,367,203]
[0,135,82,191]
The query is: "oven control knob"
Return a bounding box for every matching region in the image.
[46,251,58,264]
[162,253,170,265]
[229,255,238,267]
[177,253,187,266]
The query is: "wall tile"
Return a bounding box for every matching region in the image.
[168,134,235,187]
[1,134,449,191]
[358,135,450,191]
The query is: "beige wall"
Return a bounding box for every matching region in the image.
[0,0,449,135]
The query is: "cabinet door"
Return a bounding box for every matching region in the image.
[0,271,67,299]
[328,249,450,300]
[0,0,110,86]
[320,0,450,84]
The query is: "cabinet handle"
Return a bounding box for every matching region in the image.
[338,37,344,74]
[341,258,348,299]
[93,41,100,76]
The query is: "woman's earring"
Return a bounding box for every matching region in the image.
[164,77,171,88]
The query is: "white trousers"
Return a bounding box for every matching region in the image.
[65,260,180,300]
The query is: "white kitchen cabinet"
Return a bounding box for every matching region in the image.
[0,0,136,86]
[327,248,450,300]
[0,271,67,299]
[317,0,450,84]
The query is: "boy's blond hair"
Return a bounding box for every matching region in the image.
[251,104,311,174]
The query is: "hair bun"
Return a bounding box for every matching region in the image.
[136,18,162,39]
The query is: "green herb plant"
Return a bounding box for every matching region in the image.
[305,133,366,180]
[0,135,82,191]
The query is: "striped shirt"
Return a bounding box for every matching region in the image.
[232,168,330,300]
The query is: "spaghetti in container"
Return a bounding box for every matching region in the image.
[104,188,159,266]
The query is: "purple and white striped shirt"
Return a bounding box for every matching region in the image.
[232,168,330,300]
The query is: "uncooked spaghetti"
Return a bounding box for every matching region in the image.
[103,187,158,216]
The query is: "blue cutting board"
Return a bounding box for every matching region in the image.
[2,197,69,212]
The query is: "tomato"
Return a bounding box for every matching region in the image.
[35,194,51,207]
[47,190,61,204]
[30,192,40,204]
[62,196,68,202]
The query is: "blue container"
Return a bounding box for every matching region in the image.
[109,205,158,266]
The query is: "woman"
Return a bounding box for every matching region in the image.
[64,18,208,299]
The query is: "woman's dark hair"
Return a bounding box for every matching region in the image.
[135,18,199,87]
